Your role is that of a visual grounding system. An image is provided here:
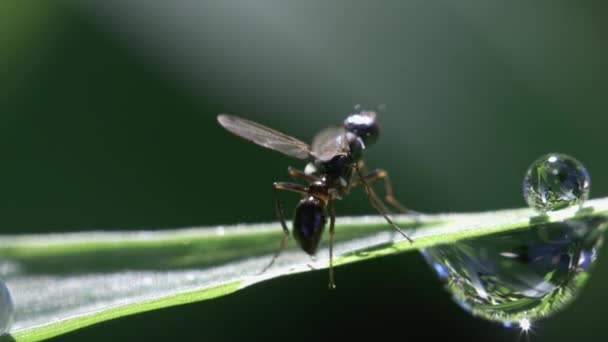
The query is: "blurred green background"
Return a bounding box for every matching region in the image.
[1,0,607,341]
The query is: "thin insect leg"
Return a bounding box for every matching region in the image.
[328,200,336,290]
[351,163,391,214]
[354,166,414,243]
[352,169,411,213]
[287,166,319,183]
[259,182,308,275]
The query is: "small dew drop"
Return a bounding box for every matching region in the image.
[519,318,532,332]
[523,153,590,212]
[422,216,606,325]
[0,280,14,335]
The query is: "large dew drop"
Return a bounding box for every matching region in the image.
[523,153,590,212]
[0,280,13,335]
[422,216,606,326]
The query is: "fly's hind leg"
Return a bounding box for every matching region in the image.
[259,182,308,275]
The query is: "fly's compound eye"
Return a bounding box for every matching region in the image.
[344,111,379,146]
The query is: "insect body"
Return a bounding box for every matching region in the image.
[217,109,413,288]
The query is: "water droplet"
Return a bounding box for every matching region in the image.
[523,153,590,212]
[519,318,532,332]
[422,216,606,325]
[0,280,13,335]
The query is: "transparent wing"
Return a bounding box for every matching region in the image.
[217,114,312,159]
[311,126,349,161]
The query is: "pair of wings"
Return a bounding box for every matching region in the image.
[217,114,349,161]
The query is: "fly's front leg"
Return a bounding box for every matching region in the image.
[259,182,308,275]
[353,169,411,214]
[354,166,414,243]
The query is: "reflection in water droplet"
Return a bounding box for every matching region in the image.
[422,216,607,325]
[523,153,590,212]
[0,280,13,334]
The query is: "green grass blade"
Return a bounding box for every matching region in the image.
[1,197,608,341]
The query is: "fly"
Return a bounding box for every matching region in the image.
[217,108,414,288]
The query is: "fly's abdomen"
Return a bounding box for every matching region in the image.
[293,197,327,255]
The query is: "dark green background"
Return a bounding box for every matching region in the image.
[1,1,607,341]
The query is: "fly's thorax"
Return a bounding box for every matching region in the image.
[292,196,327,255]
[311,154,355,198]
[314,154,353,178]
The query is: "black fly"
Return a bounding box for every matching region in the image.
[217,109,414,288]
